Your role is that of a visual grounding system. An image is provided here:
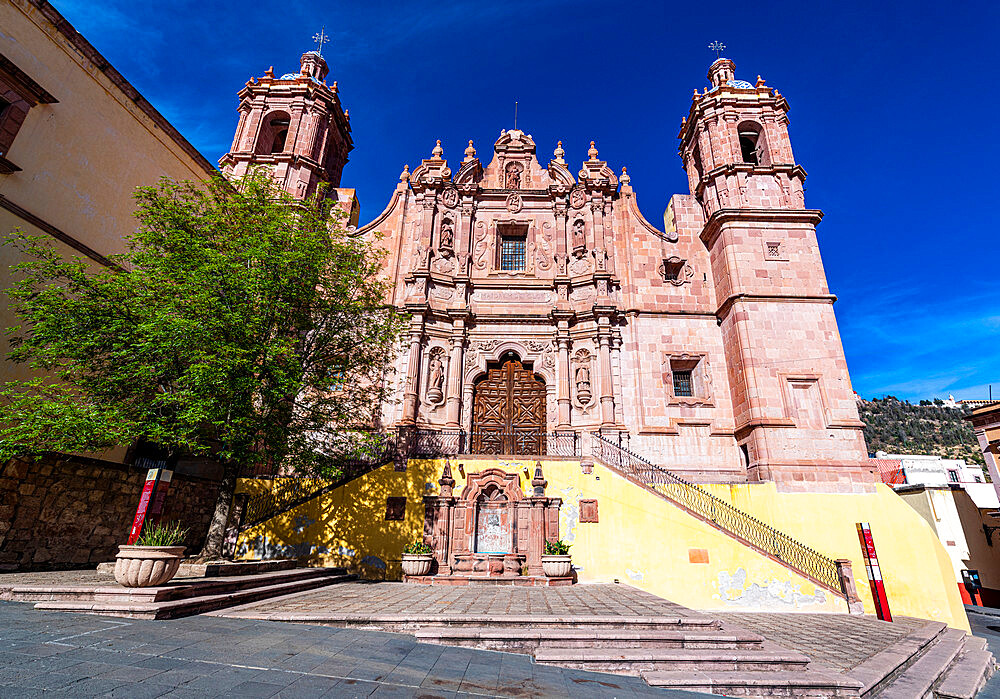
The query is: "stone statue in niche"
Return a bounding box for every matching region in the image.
[571,219,586,256]
[439,218,454,253]
[427,352,445,404]
[504,162,523,190]
[575,365,592,404]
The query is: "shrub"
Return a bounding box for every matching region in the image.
[403,540,432,555]
[134,521,188,547]
[544,540,571,556]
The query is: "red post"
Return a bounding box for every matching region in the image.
[127,467,172,544]
[857,522,892,621]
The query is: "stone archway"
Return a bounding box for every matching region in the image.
[471,354,546,455]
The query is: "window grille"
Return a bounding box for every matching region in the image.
[673,370,693,397]
[767,243,781,258]
[500,235,526,271]
[948,470,960,483]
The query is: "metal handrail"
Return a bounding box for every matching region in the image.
[591,432,841,592]
[409,429,580,457]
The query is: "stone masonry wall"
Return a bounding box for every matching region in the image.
[0,454,220,571]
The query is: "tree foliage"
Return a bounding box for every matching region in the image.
[859,396,984,466]
[1,169,405,479]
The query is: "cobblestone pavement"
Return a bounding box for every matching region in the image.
[0,602,708,698]
[218,581,697,620]
[716,612,928,671]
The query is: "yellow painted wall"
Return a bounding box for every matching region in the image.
[236,457,968,631]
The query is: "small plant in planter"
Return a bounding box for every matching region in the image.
[114,522,189,588]
[542,539,572,577]
[401,540,434,577]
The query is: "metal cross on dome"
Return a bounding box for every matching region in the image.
[709,41,726,58]
[313,27,330,55]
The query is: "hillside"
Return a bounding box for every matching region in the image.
[858,397,984,465]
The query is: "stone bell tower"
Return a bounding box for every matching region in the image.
[219,48,353,201]
[678,57,872,492]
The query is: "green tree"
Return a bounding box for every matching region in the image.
[1,170,405,559]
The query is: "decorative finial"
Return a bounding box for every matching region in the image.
[693,89,700,100]
[532,461,547,497]
[620,166,630,185]
[755,75,766,88]
[264,66,274,78]
[514,100,518,131]
[331,81,338,93]
[313,26,330,56]
[587,140,599,161]
[344,109,350,120]
[432,139,443,158]
[709,41,726,59]
[553,140,565,164]
[464,139,476,161]
[399,164,410,182]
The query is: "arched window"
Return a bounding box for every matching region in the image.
[737,121,769,166]
[254,111,291,155]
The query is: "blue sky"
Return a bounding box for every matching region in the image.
[56,0,999,402]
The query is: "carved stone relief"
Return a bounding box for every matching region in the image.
[473,222,489,270]
[572,348,596,411]
[535,222,553,271]
[431,255,456,275]
[441,186,459,209]
[504,162,523,190]
[569,253,594,276]
[429,284,454,300]
[658,256,695,286]
[569,185,586,209]
[571,219,587,256]
[506,193,523,214]
[438,217,455,254]
[426,347,447,406]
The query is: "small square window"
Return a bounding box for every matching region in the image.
[766,242,781,258]
[385,496,406,521]
[672,370,693,397]
[499,234,526,271]
[662,258,685,281]
[948,470,959,483]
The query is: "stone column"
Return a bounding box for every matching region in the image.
[445,316,466,428]
[553,314,572,429]
[596,316,616,428]
[401,316,424,425]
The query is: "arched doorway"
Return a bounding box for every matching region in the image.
[472,355,546,455]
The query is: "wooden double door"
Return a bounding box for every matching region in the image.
[472,358,546,455]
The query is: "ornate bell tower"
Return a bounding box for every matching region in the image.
[219,47,353,201]
[678,57,872,492]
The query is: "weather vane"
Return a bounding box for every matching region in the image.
[709,41,726,59]
[313,26,330,56]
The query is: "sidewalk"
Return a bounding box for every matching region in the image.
[0,601,708,698]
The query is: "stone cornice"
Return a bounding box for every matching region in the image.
[700,208,824,247]
[716,292,837,320]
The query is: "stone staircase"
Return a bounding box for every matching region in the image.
[413,613,994,697]
[0,566,355,619]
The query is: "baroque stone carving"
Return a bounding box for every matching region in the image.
[658,256,695,286]
[506,192,523,214]
[536,222,553,271]
[571,219,586,256]
[572,348,596,409]
[431,254,456,275]
[569,185,586,209]
[439,217,455,252]
[441,186,459,208]
[569,253,594,276]
[426,347,446,405]
[473,222,489,269]
[504,162,523,189]
[429,284,454,300]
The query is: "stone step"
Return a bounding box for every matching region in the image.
[533,642,810,673]
[642,669,864,698]
[413,625,765,653]
[876,628,967,699]
[848,621,948,696]
[227,611,722,632]
[934,639,996,699]
[9,567,344,604]
[32,572,355,619]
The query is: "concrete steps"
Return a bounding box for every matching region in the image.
[414,625,764,653]
[7,567,355,619]
[533,642,811,673]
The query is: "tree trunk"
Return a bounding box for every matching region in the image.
[198,460,239,560]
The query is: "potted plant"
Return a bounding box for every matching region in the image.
[401,540,434,577]
[114,522,189,588]
[542,539,572,577]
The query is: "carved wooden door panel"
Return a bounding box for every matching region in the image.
[472,359,546,454]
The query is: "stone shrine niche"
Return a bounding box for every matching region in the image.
[572,348,596,411]
[571,218,587,257]
[504,162,523,190]
[438,217,455,255]
[416,463,565,581]
[425,347,446,406]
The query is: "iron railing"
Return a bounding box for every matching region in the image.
[592,432,841,592]
[409,429,580,457]
[239,433,397,531]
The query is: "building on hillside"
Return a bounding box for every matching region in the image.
[873,451,985,487]
[227,47,971,631]
[962,399,998,410]
[0,0,221,571]
[895,483,1000,606]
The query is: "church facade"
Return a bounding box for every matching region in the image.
[222,51,871,493]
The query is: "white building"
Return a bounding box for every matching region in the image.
[875,451,984,487]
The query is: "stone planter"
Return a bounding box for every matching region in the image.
[541,555,572,577]
[401,554,433,577]
[114,545,186,587]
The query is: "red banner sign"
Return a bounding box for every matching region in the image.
[857,522,892,621]
[127,467,173,544]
